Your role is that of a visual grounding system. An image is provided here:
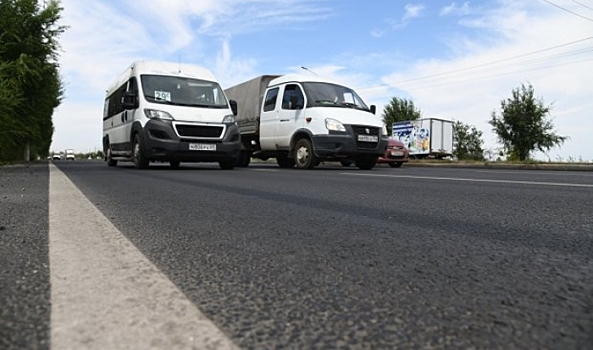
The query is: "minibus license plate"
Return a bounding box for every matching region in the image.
[189,143,216,151]
[357,135,378,142]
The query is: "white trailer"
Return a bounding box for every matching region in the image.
[392,118,453,158]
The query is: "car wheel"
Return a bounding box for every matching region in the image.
[276,152,295,168]
[355,155,377,170]
[388,162,403,168]
[340,161,352,167]
[106,147,117,167]
[219,159,235,170]
[294,138,317,169]
[133,134,149,169]
[170,160,180,169]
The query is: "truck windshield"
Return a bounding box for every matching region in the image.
[302,82,370,111]
[141,75,229,108]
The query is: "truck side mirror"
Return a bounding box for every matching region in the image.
[229,100,238,116]
[122,91,138,109]
[370,105,376,115]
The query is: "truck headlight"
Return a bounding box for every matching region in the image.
[222,115,236,124]
[325,118,346,132]
[144,109,174,120]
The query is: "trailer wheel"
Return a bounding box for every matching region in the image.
[294,138,317,169]
[133,134,149,169]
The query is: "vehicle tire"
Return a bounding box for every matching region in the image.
[219,159,235,170]
[276,152,295,168]
[132,134,149,169]
[236,151,251,167]
[340,161,352,167]
[388,162,403,168]
[294,138,317,169]
[170,160,180,169]
[107,147,117,167]
[355,155,377,170]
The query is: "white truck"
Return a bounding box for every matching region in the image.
[65,149,75,160]
[102,60,241,169]
[392,118,454,159]
[224,74,388,169]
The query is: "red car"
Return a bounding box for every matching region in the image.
[377,137,409,167]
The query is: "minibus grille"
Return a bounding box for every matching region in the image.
[175,124,224,138]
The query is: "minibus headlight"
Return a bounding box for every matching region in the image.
[382,126,388,136]
[325,118,346,132]
[222,115,236,124]
[144,109,174,120]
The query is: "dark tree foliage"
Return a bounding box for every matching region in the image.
[453,120,484,161]
[0,0,65,161]
[382,97,421,135]
[489,84,567,161]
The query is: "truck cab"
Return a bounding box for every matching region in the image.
[226,74,388,169]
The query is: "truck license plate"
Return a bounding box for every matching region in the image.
[357,135,378,142]
[189,143,216,151]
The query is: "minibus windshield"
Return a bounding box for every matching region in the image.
[141,75,229,108]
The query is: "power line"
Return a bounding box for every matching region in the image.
[386,37,593,86]
[358,37,593,94]
[571,0,593,12]
[541,0,593,22]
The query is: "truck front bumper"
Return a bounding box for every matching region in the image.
[310,133,388,160]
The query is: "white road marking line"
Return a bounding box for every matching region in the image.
[342,172,593,188]
[49,164,239,350]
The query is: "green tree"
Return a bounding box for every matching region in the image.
[453,120,484,161]
[0,0,65,161]
[489,84,567,161]
[382,97,421,135]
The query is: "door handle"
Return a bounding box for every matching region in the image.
[279,119,290,122]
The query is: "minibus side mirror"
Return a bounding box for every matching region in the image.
[370,105,376,115]
[122,91,138,109]
[229,100,238,116]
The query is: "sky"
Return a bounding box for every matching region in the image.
[50,0,593,162]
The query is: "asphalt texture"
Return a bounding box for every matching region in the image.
[0,163,50,350]
[1,160,592,349]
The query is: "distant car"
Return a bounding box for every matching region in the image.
[377,137,409,168]
[52,153,62,160]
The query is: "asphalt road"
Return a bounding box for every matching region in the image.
[1,160,592,349]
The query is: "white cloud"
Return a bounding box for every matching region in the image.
[373,1,593,161]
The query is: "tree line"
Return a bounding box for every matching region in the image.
[382,84,567,162]
[0,0,65,162]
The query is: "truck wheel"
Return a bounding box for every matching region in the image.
[132,134,149,169]
[106,147,117,167]
[276,153,295,168]
[294,138,317,169]
[388,162,403,168]
[170,160,180,169]
[355,155,377,170]
[219,160,235,170]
